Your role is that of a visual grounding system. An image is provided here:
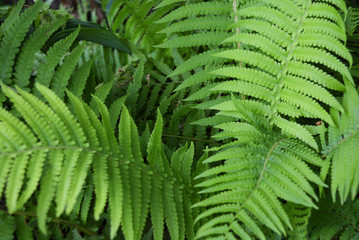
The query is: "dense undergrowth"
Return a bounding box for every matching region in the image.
[0,0,358,239]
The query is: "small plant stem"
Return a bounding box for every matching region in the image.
[162,133,213,143]
[233,0,245,101]
[2,210,103,239]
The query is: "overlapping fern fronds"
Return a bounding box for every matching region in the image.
[156,0,233,104]
[0,0,44,85]
[0,0,88,103]
[208,0,353,149]
[0,83,199,240]
[0,0,133,108]
[0,0,358,239]
[193,95,326,239]
[156,0,357,238]
[308,193,359,239]
[104,0,172,55]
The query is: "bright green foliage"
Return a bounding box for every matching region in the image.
[0,0,43,84]
[104,0,173,54]
[13,18,67,89]
[157,0,233,100]
[35,27,80,89]
[211,0,352,149]
[193,96,326,239]
[0,0,359,239]
[0,0,130,106]
[322,82,359,203]
[0,83,198,239]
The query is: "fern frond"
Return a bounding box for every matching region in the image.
[51,42,86,99]
[156,2,231,24]
[194,94,326,238]
[195,133,325,238]
[157,32,232,49]
[35,27,80,90]
[209,0,352,148]
[157,0,234,108]
[67,90,108,219]
[126,58,145,109]
[308,194,359,240]
[107,0,173,55]
[0,0,43,84]
[158,17,231,33]
[155,0,186,9]
[324,83,359,203]
[0,82,197,239]
[285,203,311,240]
[0,0,25,39]
[346,7,359,35]
[80,184,93,224]
[68,60,92,98]
[13,18,67,89]
[170,49,223,78]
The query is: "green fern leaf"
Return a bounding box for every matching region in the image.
[0,0,25,38]
[156,2,231,23]
[36,83,87,147]
[37,149,64,233]
[80,184,93,224]
[194,121,325,238]
[346,7,359,35]
[119,106,144,240]
[151,177,165,240]
[13,18,67,89]
[147,111,168,240]
[94,96,122,238]
[68,60,92,98]
[171,49,223,78]
[89,81,113,112]
[51,43,86,99]
[207,0,353,149]
[0,0,42,84]
[56,149,81,216]
[157,32,231,48]
[155,0,186,9]
[35,27,80,89]
[0,211,16,239]
[159,16,231,33]
[126,58,145,109]
[326,83,359,203]
[286,203,311,240]
[109,96,127,129]
[70,89,109,219]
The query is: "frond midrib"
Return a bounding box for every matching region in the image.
[220,138,288,235]
[0,144,186,189]
[325,128,359,155]
[269,1,309,121]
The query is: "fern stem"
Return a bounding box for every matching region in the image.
[259,138,286,186]
[232,0,241,54]
[0,144,188,194]
[228,138,287,231]
[270,1,310,121]
[162,133,213,143]
[2,210,104,238]
[233,0,245,102]
[324,130,359,155]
